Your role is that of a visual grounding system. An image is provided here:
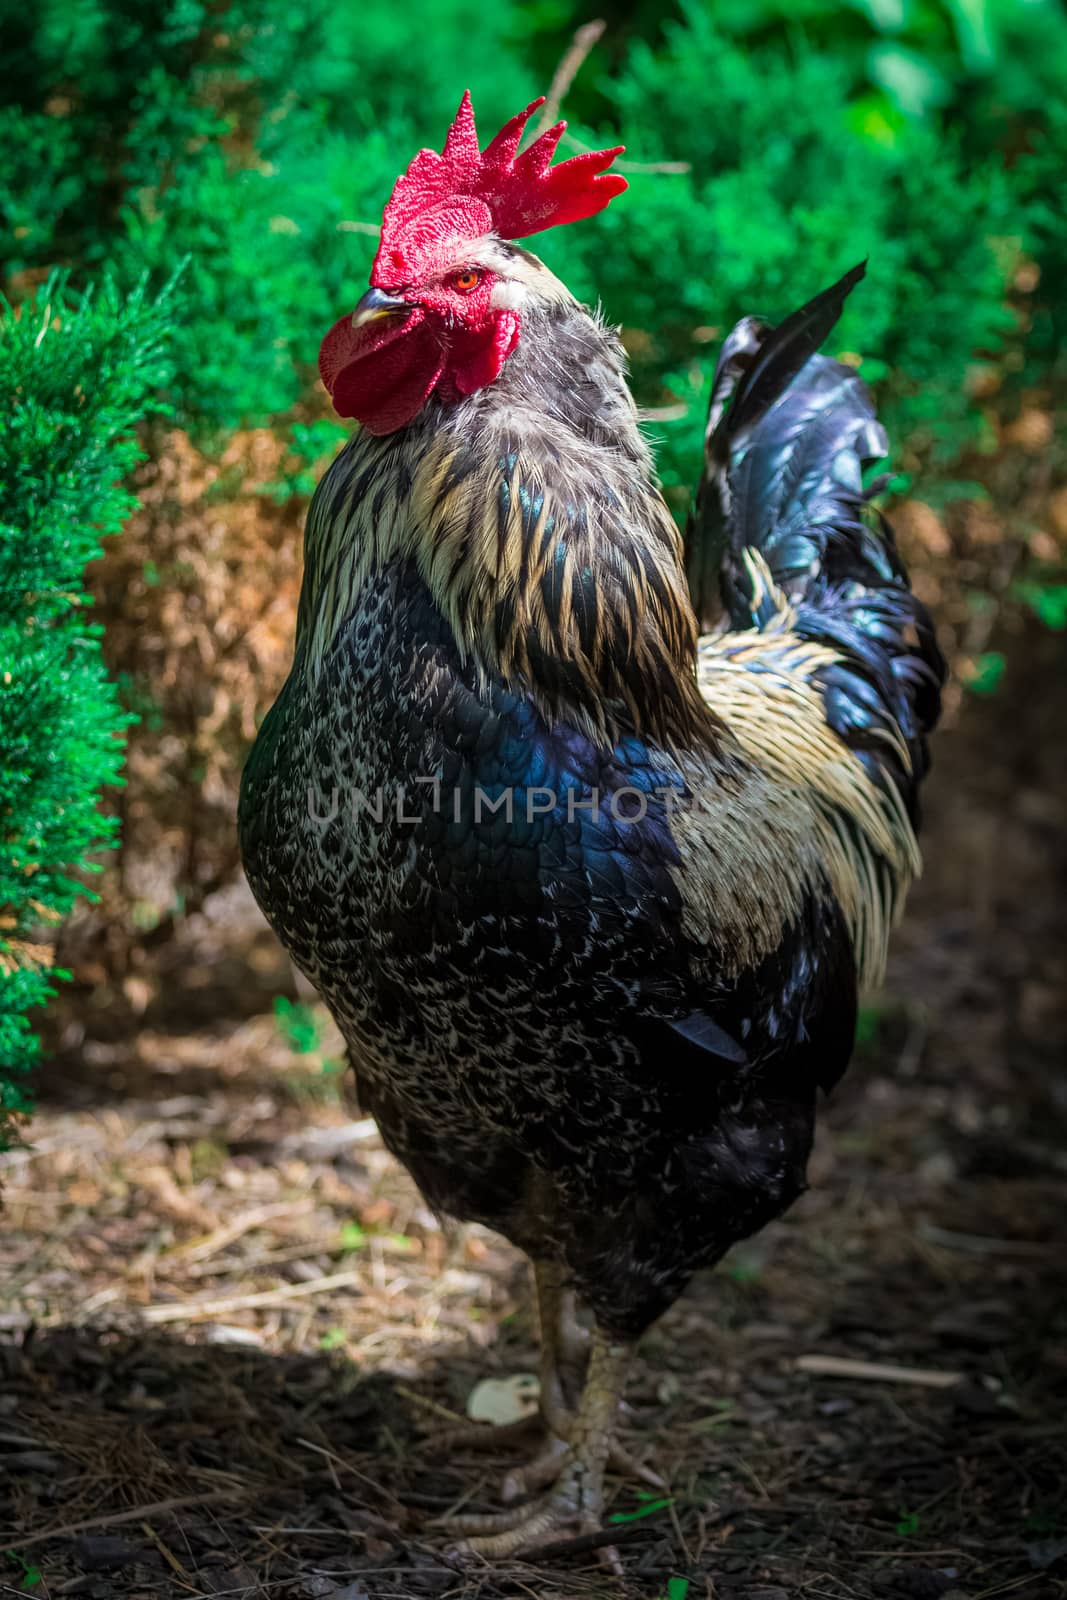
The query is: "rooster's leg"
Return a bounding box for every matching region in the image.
[532,1260,585,1412]
[494,1262,583,1501]
[501,1263,657,1499]
[421,1260,579,1463]
[440,1329,634,1562]
[500,1265,658,1500]
[426,1262,655,1522]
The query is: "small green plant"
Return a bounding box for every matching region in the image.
[855,1004,884,1048]
[1024,1509,1064,1536]
[272,994,323,1054]
[3,1550,43,1588]
[896,1508,922,1537]
[1013,577,1067,631]
[725,1243,765,1283]
[966,650,1007,696]
[609,1489,674,1524]
[273,995,348,1104]
[339,1221,367,1251]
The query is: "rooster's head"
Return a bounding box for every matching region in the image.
[319,92,627,435]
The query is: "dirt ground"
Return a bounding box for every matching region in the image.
[1,626,1065,1600]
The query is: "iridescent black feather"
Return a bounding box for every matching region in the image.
[687,263,945,828]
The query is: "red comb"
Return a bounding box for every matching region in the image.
[372,92,627,290]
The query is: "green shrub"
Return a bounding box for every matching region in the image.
[3,0,1062,465]
[0,276,173,1139]
[539,2,1030,500]
[0,0,540,433]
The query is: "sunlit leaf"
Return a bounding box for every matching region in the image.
[869,44,952,117]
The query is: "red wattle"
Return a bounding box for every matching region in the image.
[319,308,446,436]
[452,311,521,396]
[319,306,521,435]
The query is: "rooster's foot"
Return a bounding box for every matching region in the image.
[499,1421,661,1501]
[424,1411,655,1505]
[500,1431,570,1501]
[434,1330,636,1571]
[437,1469,619,1570]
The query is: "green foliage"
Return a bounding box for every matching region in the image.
[262,420,349,504]
[339,1221,367,1252]
[2,1550,44,1589]
[0,0,542,432]
[967,649,1007,695]
[1013,576,1067,631]
[609,1490,675,1523]
[272,993,322,1054]
[272,994,345,1104]
[538,0,1043,498]
[2,0,1062,484]
[0,274,173,1138]
[854,1004,883,1048]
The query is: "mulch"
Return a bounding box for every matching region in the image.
[2,630,1064,1600]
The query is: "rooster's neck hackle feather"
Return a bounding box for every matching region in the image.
[301,295,713,749]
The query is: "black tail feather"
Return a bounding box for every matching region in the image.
[687,262,872,626]
[686,264,945,829]
[716,259,868,457]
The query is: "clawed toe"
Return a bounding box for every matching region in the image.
[440,1494,606,1563]
[608,1437,665,1489]
[433,1501,544,1540]
[501,1432,570,1501]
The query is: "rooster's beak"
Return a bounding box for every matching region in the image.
[351,286,410,328]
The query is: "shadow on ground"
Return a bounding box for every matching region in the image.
[3,1209,1065,1600]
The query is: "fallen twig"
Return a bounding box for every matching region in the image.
[2,1490,247,1552]
[295,1435,402,1509]
[163,1200,313,1266]
[276,1118,379,1158]
[140,1267,364,1324]
[561,129,691,175]
[917,1222,1055,1257]
[140,1522,194,1581]
[795,1354,963,1388]
[534,20,606,137]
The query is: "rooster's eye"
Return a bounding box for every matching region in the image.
[453,270,481,292]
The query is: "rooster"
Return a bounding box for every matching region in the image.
[239,92,943,1558]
